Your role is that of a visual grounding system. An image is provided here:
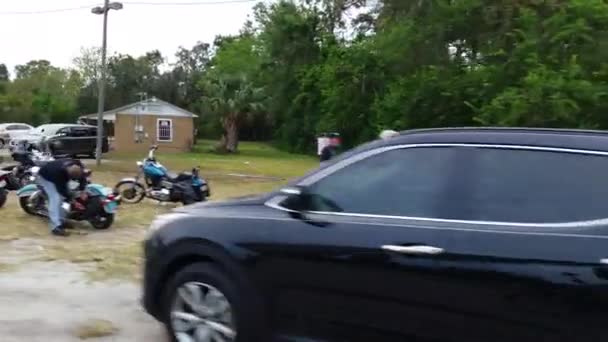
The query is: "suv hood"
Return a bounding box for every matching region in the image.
[174,193,272,213]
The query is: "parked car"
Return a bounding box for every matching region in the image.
[0,123,34,148]
[142,127,608,342]
[10,124,108,157]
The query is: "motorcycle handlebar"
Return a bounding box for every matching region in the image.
[147,145,159,159]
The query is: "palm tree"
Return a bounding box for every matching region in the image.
[201,75,265,153]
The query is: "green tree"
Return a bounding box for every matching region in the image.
[0,64,8,82]
[5,61,82,124]
[200,75,264,153]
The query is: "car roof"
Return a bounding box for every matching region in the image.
[380,127,608,152]
[0,123,32,127]
[331,127,608,164]
[36,124,95,129]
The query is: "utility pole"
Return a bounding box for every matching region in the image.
[92,1,123,166]
[135,92,147,143]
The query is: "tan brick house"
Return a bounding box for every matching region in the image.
[79,97,198,152]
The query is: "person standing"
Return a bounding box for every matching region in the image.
[37,159,88,236]
[320,133,342,163]
[319,134,341,169]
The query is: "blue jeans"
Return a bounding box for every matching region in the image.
[37,177,64,230]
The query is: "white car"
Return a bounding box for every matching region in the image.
[0,123,34,148]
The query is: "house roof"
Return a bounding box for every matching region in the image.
[79,97,198,121]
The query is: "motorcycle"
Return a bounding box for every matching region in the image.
[113,145,209,205]
[0,171,9,208]
[17,169,121,230]
[2,145,54,190]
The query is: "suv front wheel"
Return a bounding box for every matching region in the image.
[162,263,267,342]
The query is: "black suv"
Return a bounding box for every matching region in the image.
[12,124,108,157]
[142,128,608,342]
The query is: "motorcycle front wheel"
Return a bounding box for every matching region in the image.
[114,181,145,204]
[89,213,114,230]
[19,196,39,215]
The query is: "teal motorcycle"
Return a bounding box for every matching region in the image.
[17,172,121,230]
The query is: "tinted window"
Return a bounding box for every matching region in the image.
[304,147,465,217]
[467,148,608,223]
[5,125,19,131]
[56,128,70,135]
[15,125,31,130]
[70,127,90,137]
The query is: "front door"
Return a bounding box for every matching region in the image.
[52,127,72,155]
[267,145,473,341]
[433,146,608,342]
[68,126,95,155]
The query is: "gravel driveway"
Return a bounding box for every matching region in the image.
[0,260,167,342]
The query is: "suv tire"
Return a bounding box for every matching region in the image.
[162,262,267,342]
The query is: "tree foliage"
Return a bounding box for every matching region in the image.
[2,0,608,153]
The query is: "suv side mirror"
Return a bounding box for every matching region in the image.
[280,185,343,214]
[279,186,336,227]
[280,186,309,212]
[280,186,304,196]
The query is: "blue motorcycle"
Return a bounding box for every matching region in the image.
[17,170,120,230]
[113,145,209,205]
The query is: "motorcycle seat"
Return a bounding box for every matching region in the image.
[167,172,193,182]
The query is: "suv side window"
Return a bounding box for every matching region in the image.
[56,128,70,136]
[70,127,89,137]
[302,147,466,218]
[467,148,608,223]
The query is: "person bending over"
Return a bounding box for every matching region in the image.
[37,159,87,236]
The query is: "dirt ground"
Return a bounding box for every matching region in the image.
[0,229,169,342]
[0,260,167,342]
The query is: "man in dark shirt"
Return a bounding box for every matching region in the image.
[38,159,87,236]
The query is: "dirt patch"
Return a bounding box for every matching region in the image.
[74,319,119,339]
[0,261,167,342]
[0,262,17,272]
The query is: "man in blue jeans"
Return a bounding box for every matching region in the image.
[37,159,87,236]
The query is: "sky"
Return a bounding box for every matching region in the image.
[0,0,262,76]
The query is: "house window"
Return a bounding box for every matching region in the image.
[157,119,173,142]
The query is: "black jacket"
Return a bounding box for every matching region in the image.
[320,145,339,162]
[38,159,87,199]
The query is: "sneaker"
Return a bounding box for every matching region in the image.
[51,228,70,237]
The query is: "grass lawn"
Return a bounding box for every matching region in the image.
[0,141,318,280]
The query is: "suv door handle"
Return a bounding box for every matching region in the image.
[382,245,444,255]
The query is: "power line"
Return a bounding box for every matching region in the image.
[0,5,95,15]
[0,0,257,15]
[122,0,257,6]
